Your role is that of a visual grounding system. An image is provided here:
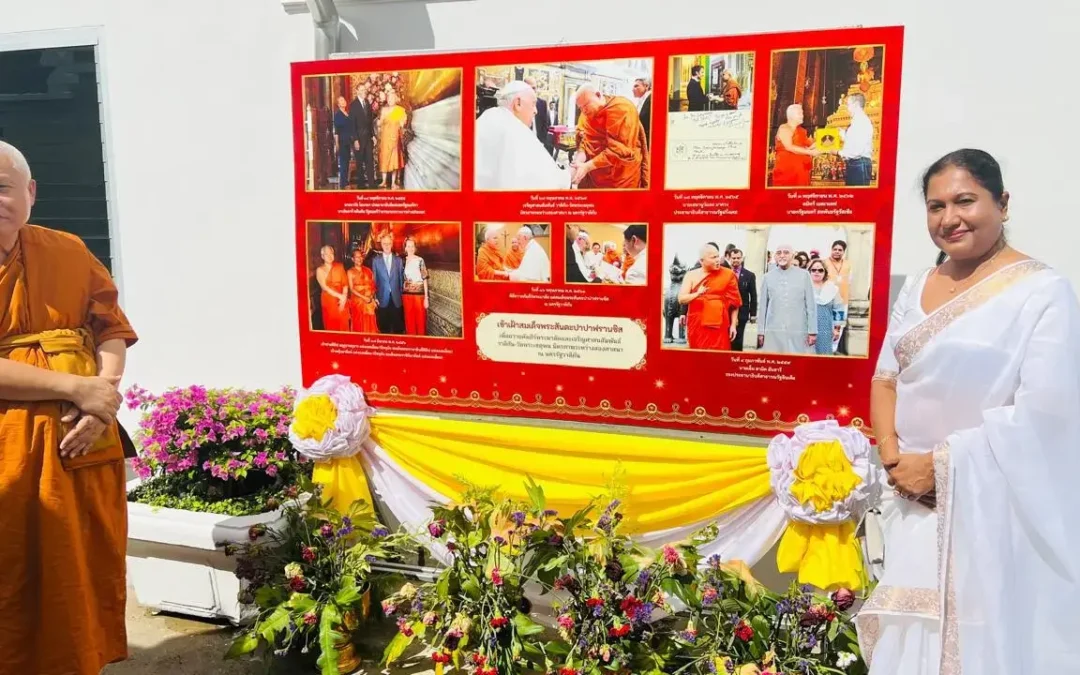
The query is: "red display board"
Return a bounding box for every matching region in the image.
[292,26,903,436]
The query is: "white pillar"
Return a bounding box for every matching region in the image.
[743,225,771,279]
[845,224,874,302]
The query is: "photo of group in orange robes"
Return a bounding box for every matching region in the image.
[474,58,652,191]
[307,221,464,338]
[766,45,885,188]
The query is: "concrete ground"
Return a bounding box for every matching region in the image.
[104,588,436,675]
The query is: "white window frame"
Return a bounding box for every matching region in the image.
[0,26,125,298]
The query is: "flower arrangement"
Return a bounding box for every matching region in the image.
[288,374,372,463]
[529,495,697,675]
[670,555,866,675]
[125,384,306,515]
[224,479,414,673]
[381,480,548,675]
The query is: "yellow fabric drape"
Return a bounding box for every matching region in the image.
[311,414,866,589]
[776,521,864,591]
[369,415,771,533]
[313,455,374,512]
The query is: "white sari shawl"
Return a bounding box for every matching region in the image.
[857,260,1080,674]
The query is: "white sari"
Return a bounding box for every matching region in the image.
[856,260,1080,674]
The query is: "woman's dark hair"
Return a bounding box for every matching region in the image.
[921,149,1005,265]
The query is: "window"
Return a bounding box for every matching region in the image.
[0,45,113,272]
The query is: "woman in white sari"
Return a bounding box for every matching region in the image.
[855,149,1080,674]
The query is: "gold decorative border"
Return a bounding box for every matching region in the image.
[366,386,869,433]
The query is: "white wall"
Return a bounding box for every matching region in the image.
[0,0,1075,408]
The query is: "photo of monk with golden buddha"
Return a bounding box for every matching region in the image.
[474,59,652,191]
[302,68,462,191]
[766,45,884,188]
[307,221,463,338]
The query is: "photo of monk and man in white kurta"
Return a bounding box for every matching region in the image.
[661,223,874,357]
[474,59,652,191]
[474,223,552,283]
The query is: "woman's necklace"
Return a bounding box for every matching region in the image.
[938,244,1005,294]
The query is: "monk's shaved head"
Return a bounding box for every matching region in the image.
[483,223,503,242]
[0,141,31,181]
[699,242,720,258]
[0,140,37,242]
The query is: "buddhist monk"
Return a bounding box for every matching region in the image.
[772,103,820,186]
[721,70,742,109]
[316,245,349,331]
[476,223,510,280]
[347,247,379,333]
[679,242,742,351]
[504,238,524,270]
[377,90,407,189]
[0,140,137,674]
[571,83,650,189]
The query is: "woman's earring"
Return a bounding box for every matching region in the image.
[1003,214,1010,223]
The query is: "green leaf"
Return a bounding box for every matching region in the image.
[254,585,285,609]
[436,570,450,601]
[334,576,362,607]
[318,604,343,675]
[524,475,547,513]
[513,612,545,636]
[224,632,260,659]
[382,631,414,665]
[462,576,482,600]
[544,641,570,656]
[287,593,316,614]
[541,554,569,572]
[258,606,291,644]
[661,578,695,609]
[828,618,841,642]
[750,614,771,641]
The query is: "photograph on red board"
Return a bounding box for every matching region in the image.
[565,223,648,286]
[473,222,552,283]
[301,68,462,192]
[666,52,755,190]
[661,223,874,356]
[766,45,884,188]
[306,221,463,337]
[474,59,652,191]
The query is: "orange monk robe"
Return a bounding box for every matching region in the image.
[476,244,505,280]
[686,267,742,351]
[603,250,620,266]
[576,96,650,189]
[347,265,379,333]
[320,262,349,331]
[622,253,636,279]
[0,225,138,675]
[505,247,524,270]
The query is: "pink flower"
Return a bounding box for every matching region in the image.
[253,452,269,468]
[265,464,279,477]
[557,614,575,630]
[490,567,503,586]
[662,545,681,567]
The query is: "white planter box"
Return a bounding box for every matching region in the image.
[125,478,288,625]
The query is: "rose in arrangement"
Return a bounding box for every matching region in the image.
[224,478,414,673]
[125,384,305,515]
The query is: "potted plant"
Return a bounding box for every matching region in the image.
[224,484,413,674]
[527,496,696,675]
[124,384,306,623]
[668,554,866,675]
[381,480,549,675]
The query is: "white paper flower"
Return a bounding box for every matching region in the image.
[288,374,372,461]
[767,420,877,525]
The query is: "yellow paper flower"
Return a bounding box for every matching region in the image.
[789,440,862,512]
[292,394,338,442]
